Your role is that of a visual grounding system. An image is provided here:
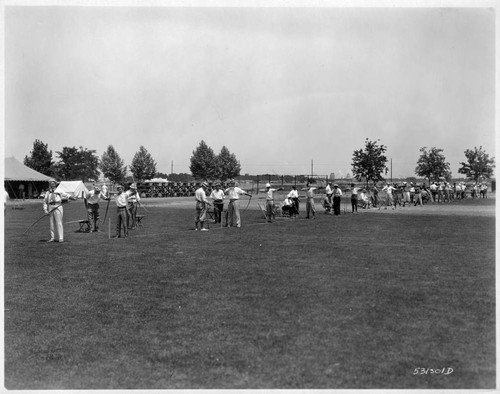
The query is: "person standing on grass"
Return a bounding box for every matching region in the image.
[101,183,109,199]
[210,182,225,224]
[264,183,283,223]
[392,183,401,208]
[430,182,438,202]
[350,183,360,213]
[225,180,251,228]
[195,182,210,231]
[413,184,423,206]
[480,183,488,198]
[84,184,109,232]
[114,185,130,238]
[371,183,379,208]
[401,182,411,207]
[287,185,300,217]
[325,182,333,207]
[381,182,396,210]
[43,180,71,243]
[126,183,140,230]
[332,184,343,216]
[301,183,321,219]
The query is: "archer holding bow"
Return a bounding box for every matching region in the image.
[42,179,74,243]
[224,179,252,228]
[84,184,111,233]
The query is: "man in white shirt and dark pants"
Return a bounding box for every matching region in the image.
[85,184,109,232]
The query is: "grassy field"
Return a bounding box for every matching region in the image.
[3,194,496,389]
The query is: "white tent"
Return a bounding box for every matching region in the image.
[55,181,89,199]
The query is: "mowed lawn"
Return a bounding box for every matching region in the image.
[3,196,496,389]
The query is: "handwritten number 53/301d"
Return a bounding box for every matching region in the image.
[413,368,454,375]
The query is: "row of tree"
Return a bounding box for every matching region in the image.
[24,140,157,184]
[351,139,495,187]
[23,138,495,186]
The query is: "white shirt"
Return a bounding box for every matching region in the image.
[126,189,140,203]
[210,189,225,201]
[325,185,333,195]
[195,187,209,203]
[115,192,128,208]
[266,188,278,201]
[86,190,107,204]
[383,185,396,194]
[305,187,317,198]
[287,189,298,199]
[43,189,69,211]
[225,187,246,200]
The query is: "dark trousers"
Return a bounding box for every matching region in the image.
[351,195,358,212]
[127,202,138,228]
[116,207,128,237]
[333,196,341,215]
[87,203,100,231]
[291,197,299,216]
[213,202,224,223]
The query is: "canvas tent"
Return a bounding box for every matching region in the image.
[4,156,52,199]
[55,181,89,199]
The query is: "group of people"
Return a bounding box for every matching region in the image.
[340,180,490,211]
[195,181,348,229]
[36,177,491,240]
[40,181,142,242]
[194,180,252,230]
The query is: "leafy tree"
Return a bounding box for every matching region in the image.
[129,146,157,182]
[215,146,241,181]
[190,140,217,181]
[24,139,54,176]
[53,146,99,182]
[415,147,451,184]
[351,139,388,187]
[458,146,495,182]
[100,145,127,184]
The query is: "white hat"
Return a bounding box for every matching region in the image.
[266,183,271,188]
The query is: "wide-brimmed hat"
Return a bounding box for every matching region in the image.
[201,182,209,188]
[49,179,58,185]
[266,183,271,188]
[130,183,137,189]
[117,185,124,190]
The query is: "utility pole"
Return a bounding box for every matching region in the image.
[171,160,173,175]
[311,160,314,178]
[390,158,393,183]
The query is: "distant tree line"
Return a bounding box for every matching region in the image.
[24,141,157,184]
[23,138,495,187]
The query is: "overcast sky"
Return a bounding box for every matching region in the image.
[4,3,496,178]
